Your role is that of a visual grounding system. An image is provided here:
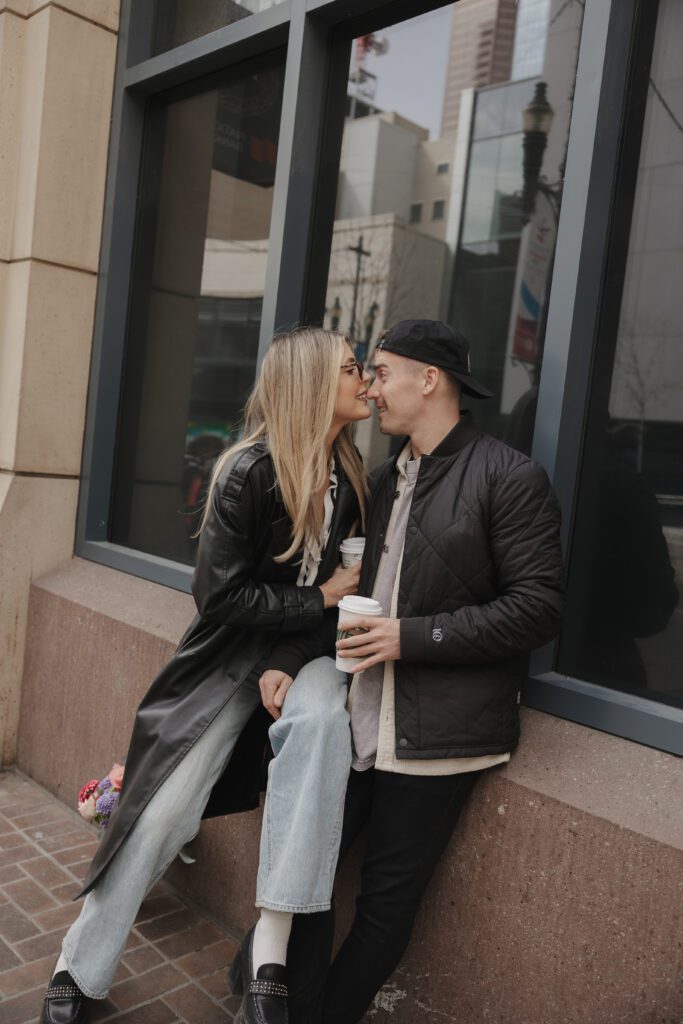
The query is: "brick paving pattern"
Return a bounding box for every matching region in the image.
[0,770,244,1023]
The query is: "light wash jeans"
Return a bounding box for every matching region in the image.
[61,656,350,999]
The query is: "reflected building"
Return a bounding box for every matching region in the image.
[153,0,287,53]
[511,0,552,79]
[324,108,453,464]
[440,0,518,139]
[110,58,286,562]
[450,0,583,440]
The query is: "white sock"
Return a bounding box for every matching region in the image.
[252,909,293,972]
[52,953,69,978]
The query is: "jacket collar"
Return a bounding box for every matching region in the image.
[391,411,480,470]
[428,410,480,458]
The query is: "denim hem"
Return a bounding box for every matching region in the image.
[61,945,108,1001]
[255,898,331,913]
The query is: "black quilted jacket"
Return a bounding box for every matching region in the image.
[359,412,565,759]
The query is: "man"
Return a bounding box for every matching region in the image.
[287,319,565,1023]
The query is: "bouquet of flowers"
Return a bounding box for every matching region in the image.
[77,763,124,831]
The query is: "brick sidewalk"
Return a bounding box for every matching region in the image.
[0,769,244,1023]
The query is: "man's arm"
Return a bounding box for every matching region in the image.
[400,461,565,665]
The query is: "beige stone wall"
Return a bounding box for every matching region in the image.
[0,0,120,764]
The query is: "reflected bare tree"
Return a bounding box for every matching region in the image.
[613,338,673,473]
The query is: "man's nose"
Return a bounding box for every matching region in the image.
[366,378,379,399]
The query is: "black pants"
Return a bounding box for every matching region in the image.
[287,766,482,1024]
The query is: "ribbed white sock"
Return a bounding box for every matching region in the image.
[252,909,293,972]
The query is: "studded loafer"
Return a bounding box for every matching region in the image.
[41,970,86,1024]
[228,926,289,1024]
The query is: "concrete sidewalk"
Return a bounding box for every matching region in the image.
[0,769,243,1023]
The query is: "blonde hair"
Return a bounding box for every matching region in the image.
[198,327,368,561]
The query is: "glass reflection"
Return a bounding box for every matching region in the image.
[153,0,287,56]
[111,56,285,564]
[323,0,583,470]
[559,0,682,705]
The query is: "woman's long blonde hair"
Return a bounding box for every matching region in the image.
[199,327,368,561]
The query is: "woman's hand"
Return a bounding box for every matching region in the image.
[259,670,294,720]
[319,563,361,609]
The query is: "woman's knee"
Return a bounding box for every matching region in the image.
[285,657,347,717]
[273,658,349,744]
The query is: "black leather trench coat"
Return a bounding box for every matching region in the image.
[78,440,360,898]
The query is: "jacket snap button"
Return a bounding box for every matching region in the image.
[408,525,417,534]
[394,490,401,499]
[383,544,389,553]
[399,738,408,748]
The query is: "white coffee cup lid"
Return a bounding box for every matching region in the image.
[338,595,382,615]
[340,538,365,548]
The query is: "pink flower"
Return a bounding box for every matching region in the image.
[78,794,97,822]
[108,763,124,790]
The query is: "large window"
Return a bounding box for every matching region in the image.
[558,0,682,711]
[79,0,682,752]
[110,54,286,565]
[322,2,582,470]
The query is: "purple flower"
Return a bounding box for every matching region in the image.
[98,777,112,793]
[95,790,118,819]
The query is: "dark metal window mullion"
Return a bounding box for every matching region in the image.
[122,3,292,96]
[76,0,146,551]
[258,1,352,361]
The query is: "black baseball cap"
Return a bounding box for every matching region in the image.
[376,319,493,400]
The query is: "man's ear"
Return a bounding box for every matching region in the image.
[422,365,440,395]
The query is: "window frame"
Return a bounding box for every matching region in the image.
[76,0,683,754]
[525,0,683,752]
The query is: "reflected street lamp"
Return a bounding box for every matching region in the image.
[517,82,565,389]
[521,82,560,224]
[355,300,378,365]
[363,302,378,346]
[329,295,342,331]
[348,235,371,338]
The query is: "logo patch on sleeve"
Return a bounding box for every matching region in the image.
[432,628,443,642]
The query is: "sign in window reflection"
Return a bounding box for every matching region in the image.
[322,0,583,469]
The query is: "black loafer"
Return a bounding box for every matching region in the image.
[41,970,86,1023]
[228,927,289,1024]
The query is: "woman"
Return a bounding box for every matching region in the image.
[41,328,371,1024]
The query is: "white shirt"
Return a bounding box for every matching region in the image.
[296,467,338,587]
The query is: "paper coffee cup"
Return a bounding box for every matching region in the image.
[336,595,382,671]
[340,537,365,569]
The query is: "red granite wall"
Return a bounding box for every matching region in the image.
[15,559,683,1024]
